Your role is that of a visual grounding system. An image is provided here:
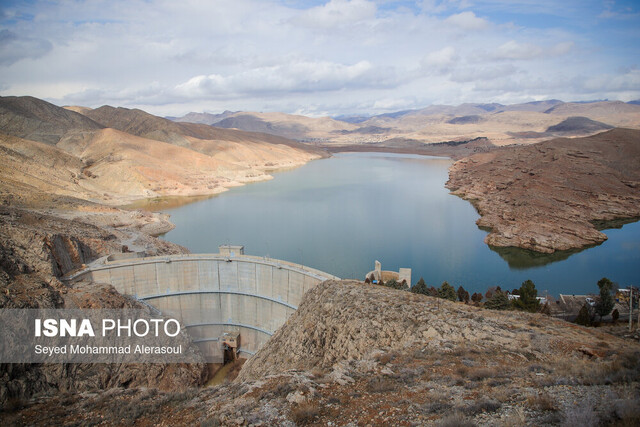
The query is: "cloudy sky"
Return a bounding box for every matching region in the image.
[1,0,639,116]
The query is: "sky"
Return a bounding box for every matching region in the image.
[0,0,639,117]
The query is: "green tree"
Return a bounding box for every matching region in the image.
[595,277,615,320]
[438,281,457,301]
[383,278,408,291]
[411,277,429,295]
[428,286,439,297]
[512,280,540,313]
[484,291,510,310]
[575,303,592,326]
[457,286,470,304]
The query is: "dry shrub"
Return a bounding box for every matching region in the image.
[456,365,469,376]
[366,376,397,393]
[375,352,396,364]
[554,352,640,385]
[501,407,526,427]
[437,411,475,427]
[608,399,640,426]
[562,401,598,427]
[421,400,453,414]
[492,388,515,403]
[526,393,557,411]
[290,401,320,425]
[467,366,501,381]
[464,398,501,415]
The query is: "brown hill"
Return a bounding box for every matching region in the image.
[447,128,640,253]
[0,96,103,145]
[545,101,640,128]
[545,116,613,135]
[1,96,326,205]
[82,105,327,157]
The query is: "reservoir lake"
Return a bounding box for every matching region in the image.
[161,152,640,297]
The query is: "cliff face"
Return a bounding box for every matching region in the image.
[446,128,640,253]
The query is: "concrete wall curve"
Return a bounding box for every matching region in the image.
[66,250,339,362]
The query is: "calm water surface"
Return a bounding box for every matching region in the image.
[161,153,640,296]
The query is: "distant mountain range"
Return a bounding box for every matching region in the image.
[170,100,640,147]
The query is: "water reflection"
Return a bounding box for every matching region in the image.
[489,245,590,269]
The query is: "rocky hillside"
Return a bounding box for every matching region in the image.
[0,96,103,145]
[0,202,206,406]
[7,280,639,425]
[240,280,640,380]
[446,128,640,253]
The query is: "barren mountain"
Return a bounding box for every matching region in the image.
[0,96,103,145]
[446,128,640,253]
[0,96,326,205]
[213,111,358,141]
[544,101,640,128]
[172,100,640,149]
[173,110,238,125]
[545,116,614,135]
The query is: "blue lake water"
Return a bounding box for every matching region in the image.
[161,152,640,297]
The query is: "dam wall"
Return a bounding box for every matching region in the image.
[65,248,339,362]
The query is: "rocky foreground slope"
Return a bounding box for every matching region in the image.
[446,128,640,253]
[7,281,639,425]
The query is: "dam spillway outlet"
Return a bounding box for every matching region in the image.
[65,245,339,363]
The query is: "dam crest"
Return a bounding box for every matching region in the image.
[65,245,339,362]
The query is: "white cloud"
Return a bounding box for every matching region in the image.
[0,30,52,66]
[444,11,488,31]
[494,40,543,60]
[583,69,640,92]
[450,64,519,82]
[0,0,637,115]
[293,0,377,29]
[491,40,574,60]
[422,46,458,69]
[172,60,398,99]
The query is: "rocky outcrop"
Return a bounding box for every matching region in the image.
[446,128,640,253]
[239,280,636,381]
[0,205,205,406]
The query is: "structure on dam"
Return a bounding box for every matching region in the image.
[65,245,339,363]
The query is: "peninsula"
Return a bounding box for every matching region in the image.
[446,128,640,253]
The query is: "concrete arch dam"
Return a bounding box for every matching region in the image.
[65,246,339,362]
